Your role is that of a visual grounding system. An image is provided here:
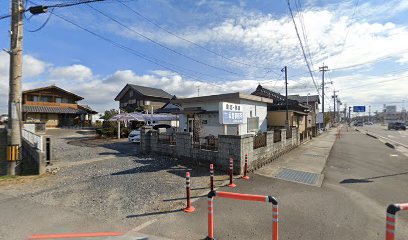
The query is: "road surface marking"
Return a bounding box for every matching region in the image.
[131,219,158,232]
[390,154,399,157]
[388,135,395,138]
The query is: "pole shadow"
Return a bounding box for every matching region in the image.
[340,171,408,184]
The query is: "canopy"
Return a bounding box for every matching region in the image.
[108,112,178,122]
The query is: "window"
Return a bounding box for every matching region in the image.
[247,117,259,132]
[33,96,39,102]
[56,98,62,103]
[129,90,133,97]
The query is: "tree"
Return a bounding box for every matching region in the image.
[100,109,119,120]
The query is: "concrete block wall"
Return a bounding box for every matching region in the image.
[21,139,46,175]
[141,127,301,175]
[176,132,192,158]
[0,128,7,175]
[141,126,152,153]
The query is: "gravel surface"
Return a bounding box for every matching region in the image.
[46,129,137,163]
[1,130,228,231]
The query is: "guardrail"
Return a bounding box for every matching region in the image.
[22,129,43,152]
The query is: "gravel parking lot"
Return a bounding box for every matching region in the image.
[0,129,227,238]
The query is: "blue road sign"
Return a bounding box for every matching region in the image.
[353,106,366,112]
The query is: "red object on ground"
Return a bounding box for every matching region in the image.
[28,232,124,239]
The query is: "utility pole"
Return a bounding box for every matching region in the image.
[332,91,337,124]
[6,0,24,175]
[196,85,200,97]
[369,105,371,122]
[282,66,289,130]
[348,106,352,123]
[319,65,329,130]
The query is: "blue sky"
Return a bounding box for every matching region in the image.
[1,0,408,114]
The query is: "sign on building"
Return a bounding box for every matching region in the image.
[219,102,243,124]
[353,106,366,112]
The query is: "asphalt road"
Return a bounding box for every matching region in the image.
[139,128,408,239]
[360,124,408,146]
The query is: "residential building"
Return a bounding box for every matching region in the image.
[251,84,310,141]
[114,84,173,113]
[288,94,320,136]
[174,92,272,138]
[22,85,97,128]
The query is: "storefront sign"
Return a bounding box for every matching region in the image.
[219,102,243,124]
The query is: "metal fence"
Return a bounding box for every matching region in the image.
[273,130,281,143]
[157,133,176,145]
[193,137,218,151]
[253,132,267,149]
[22,129,43,152]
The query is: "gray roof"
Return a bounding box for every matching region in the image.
[115,84,173,101]
[23,106,86,114]
[288,94,320,104]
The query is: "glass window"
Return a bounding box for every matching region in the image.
[33,96,39,102]
[56,98,62,103]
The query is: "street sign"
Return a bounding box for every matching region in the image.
[219,102,243,124]
[353,106,366,112]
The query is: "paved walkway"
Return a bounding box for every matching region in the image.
[257,127,338,186]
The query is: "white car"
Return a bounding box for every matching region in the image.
[128,130,141,143]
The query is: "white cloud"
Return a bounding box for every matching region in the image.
[49,64,93,81]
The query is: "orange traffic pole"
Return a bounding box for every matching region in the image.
[272,203,279,240]
[228,157,236,188]
[243,154,250,180]
[210,164,214,191]
[385,203,408,240]
[184,171,195,213]
[206,192,215,240]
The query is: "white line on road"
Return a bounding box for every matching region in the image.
[131,219,158,232]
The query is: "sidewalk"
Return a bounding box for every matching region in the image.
[256,127,338,186]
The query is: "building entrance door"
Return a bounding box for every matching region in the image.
[187,118,194,132]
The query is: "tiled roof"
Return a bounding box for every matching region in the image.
[288,94,320,104]
[129,84,173,99]
[23,105,87,114]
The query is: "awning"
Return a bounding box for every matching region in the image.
[23,105,86,114]
[108,112,178,122]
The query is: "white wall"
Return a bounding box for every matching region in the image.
[239,99,267,134]
[178,100,267,136]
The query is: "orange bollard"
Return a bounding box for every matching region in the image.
[386,203,408,240]
[210,164,214,191]
[272,203,279,240]
[228,157,236,188]
[206,193,215,240]
[184,172,195,213]
[242,154,250,180]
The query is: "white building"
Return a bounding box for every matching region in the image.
[174,92,272,137]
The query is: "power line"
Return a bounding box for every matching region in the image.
[116,0,281,78]
[286,0,319,96]
[50,11,231,91]
[339,0,360,55]
[87,4,247,78]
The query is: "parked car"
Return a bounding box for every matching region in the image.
[365,122,373,125]
[128,130,141,143]
[388,122,406,130]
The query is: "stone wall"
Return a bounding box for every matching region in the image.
[141,126,300,175]
[0,128,7,175]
